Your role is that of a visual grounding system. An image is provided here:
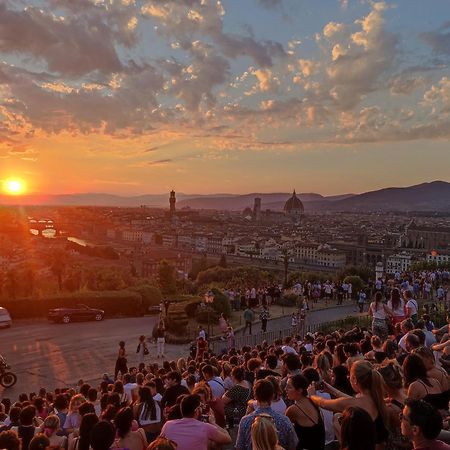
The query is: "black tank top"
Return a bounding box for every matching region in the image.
[293,401,325,450]
[419,379,450,410]
[18,425,35,450]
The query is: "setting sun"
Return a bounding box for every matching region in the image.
[3,178,26,195]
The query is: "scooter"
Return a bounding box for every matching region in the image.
[0,355,17,388]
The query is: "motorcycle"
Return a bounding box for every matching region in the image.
[0,355,17,388]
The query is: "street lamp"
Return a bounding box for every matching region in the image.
[204,290,215,337]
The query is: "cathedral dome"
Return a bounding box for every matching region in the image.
[284,190,304,214]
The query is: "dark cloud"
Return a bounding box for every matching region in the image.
[421,22,450,56]
[0,4,123,76]
[147,159,172,166]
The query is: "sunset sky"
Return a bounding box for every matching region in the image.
[1,0,450,196]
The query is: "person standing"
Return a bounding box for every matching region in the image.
[156,320,165,359]
[115,341,128,380]
[136,336,148,366]
[358,290,366,313]
[260,306,269,333]
[243,307,254,335]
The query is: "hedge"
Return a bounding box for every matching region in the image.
[2,290,143,319]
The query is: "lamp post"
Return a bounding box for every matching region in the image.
[204,290,215,337]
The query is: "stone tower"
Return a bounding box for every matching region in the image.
[253,197,261,222]
[169,190,176,216]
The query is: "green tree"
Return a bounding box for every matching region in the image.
[210,287,231,318]
[133,284,163,311]
[4,269,18,299]
[48,249,68,291]
[336,265,372,283]
[158,260,177,295]
[343,275,365,297]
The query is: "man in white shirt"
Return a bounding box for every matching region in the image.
[281,336,298,355]
[123,374,138,403]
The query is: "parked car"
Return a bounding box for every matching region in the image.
[0,307,12,328]
[48,304,104,324]
[148,305,162,315]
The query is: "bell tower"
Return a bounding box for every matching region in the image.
[169,190,176,217]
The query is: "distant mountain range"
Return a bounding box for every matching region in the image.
[0,181,449,212]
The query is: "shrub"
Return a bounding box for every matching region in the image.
[278,294,298,307]
[210,288,231,317]
[343,275,365,294]
[132,285,163,311]
[195,308,219,325]
[184,299,203,318]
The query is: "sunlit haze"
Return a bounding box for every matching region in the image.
[1,0,450,196]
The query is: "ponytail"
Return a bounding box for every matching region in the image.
[352,361,388,426]
[370,368,388,424]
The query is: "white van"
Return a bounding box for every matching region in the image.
[0,307,12,328]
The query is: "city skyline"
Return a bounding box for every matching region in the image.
[1,0,450,196]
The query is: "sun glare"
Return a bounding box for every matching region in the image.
[3,178,26,195]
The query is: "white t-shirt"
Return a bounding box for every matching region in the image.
[388,299,405,318]
[406,299,418,316]
[124,382,138,402]
[282,345,298,355]
[208,377,225,399]
[370,302,386,320]
[316,391,335,444]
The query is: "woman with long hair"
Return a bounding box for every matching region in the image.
[133,386,161,443]
[412,346,449,391]
[286,374,326,450]
[113,381,128,406]
[340,407,375,450]
[112,407,147,450]
[68,413,98,450]
[63,394,86,434]
[310,360,389,450]
[378,363,410,450]
[369,292,391,339]
[403,354,449,412]
[387,288,405,325]
[251,414,284,450]
[334,343,347,367]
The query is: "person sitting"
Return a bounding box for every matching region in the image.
[340,406,376,450]
[310,360,389,450]
[285,373,326,450]
[236,379,298,450]
[251,414,284,450]
[111,407,147,450]
[401,399,450,449]
[160,371,190,415]
[159,394,231,450]
[403,354,449,413]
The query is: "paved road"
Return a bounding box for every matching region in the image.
[0,316,190,400]
[0,303,365,400]
[234,303,365,337]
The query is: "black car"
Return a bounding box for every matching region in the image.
[48,304,105,324]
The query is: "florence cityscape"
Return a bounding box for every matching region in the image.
[0,1,450,450]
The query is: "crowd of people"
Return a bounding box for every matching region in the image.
[1,268,450,450]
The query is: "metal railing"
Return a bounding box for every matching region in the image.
[209,315,370,354]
